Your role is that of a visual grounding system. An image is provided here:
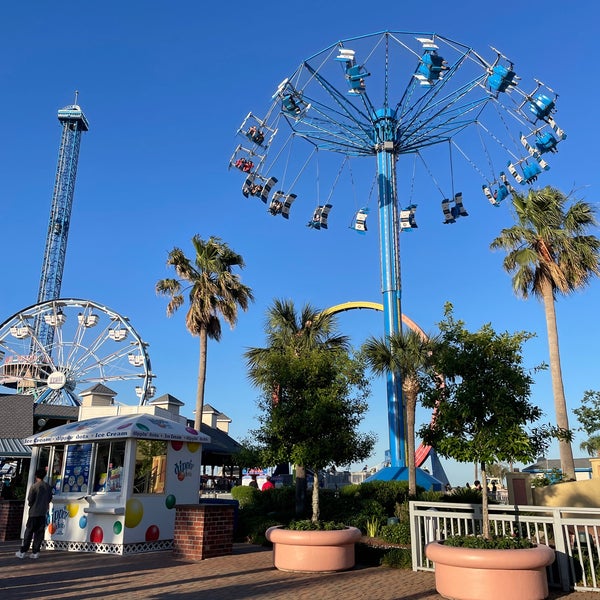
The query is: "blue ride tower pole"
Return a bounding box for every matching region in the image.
[374,108,406,470]
[35,97,89,349]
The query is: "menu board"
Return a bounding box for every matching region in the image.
[62,443,92,494]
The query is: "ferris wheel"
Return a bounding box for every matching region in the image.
[230,31,566,479]
[0,299,154,407]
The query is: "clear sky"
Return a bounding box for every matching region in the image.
[1,1,599,486]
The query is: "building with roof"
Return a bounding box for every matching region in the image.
[523,457,593,481]
[0,388,245,487]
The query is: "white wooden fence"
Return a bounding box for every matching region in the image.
[409,500,600,593]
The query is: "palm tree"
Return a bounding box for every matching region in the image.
[245,299,350,515]
[490,187,600,480]
[156,235,253,430]
[362,329,437,496]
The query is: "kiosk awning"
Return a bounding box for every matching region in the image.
[0,438,31,457]
[23,414,211,446]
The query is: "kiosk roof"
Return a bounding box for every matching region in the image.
[24,414,211,446]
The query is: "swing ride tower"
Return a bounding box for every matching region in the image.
[230,31,566,482]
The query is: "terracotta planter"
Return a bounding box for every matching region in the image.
[425,540,555,600]
[266,525,361,572]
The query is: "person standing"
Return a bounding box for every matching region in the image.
[16,468,53,559]
[261,476,275,491]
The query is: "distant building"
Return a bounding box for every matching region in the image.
[523,458,592,481]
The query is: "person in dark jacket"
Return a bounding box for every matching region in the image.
[16,468,53,559]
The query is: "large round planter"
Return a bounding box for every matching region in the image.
[265,525,361,572]
[425,541,555,600]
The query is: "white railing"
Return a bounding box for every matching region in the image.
[409,500,600,593]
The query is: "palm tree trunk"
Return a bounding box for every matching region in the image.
[406,393,417,496]
[194,327,208,431]
[541,278,576,480]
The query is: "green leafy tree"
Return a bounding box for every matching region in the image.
[156,235,253,430]
[491,187,600,480]
[574,390,600,457]
[245,299,375,521]
[245,299,351,514]
[419,304,569,539]
[362,329,438,496]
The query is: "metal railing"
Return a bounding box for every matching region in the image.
[409,500,600,593]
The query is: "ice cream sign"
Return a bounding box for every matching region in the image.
[50,506,69,536]
[174,459,194,481]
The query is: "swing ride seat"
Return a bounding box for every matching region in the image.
[522,161,542,183]
[307,204,331,229]
[308,203,333,229]
[246,130,265,145]
[482,185,503,207]
[442,198,456,224]
[415,51,446,85]
[497,185,510,201]
[268,191,296,218]
[535,131,559,153]
[519,133,552,169]
[281,193,297,219]
[507,161,524,184]
[452,192,468,217]
[400,204,418,230]
[282,95,300,114]
[351,208,369,233]
[260,177,278,203]
[242,175,255,198]
[529,93,555,120]
[335,48,356,62]
[347,65,368,93]
[347,64,368,82]
[441,193,467,224]
[269,191,285,215]
[487,63,517,94]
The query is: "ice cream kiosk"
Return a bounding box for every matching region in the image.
[23,413,210,554]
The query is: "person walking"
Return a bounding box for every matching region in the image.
[16,468,53,559]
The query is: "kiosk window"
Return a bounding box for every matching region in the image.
[133,440,167,494]
[35,446,51,481]
[63,443,93,494]
[93,441,126,493]
[50,445,65,493]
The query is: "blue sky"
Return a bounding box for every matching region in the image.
[1,1,599,486]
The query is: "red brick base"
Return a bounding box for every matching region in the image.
[0,500,25,541]
[173,502,235,560]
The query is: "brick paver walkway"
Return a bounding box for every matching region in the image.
[1,540,597,599]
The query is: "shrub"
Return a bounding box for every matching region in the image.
[440,487,484,504]
[231,485,259,508]
[417,490,445,502]
[354,480,413,513]
[381,547,412,568]
[443,534,534,549]
[241,515,282,545]
[286,519,347,531]
[348,498,386,532]
[380,520,411,545]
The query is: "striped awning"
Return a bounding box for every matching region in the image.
[0,438,31,457]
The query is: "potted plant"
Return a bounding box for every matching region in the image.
[418,304,569,600]
[244,299,376,572]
